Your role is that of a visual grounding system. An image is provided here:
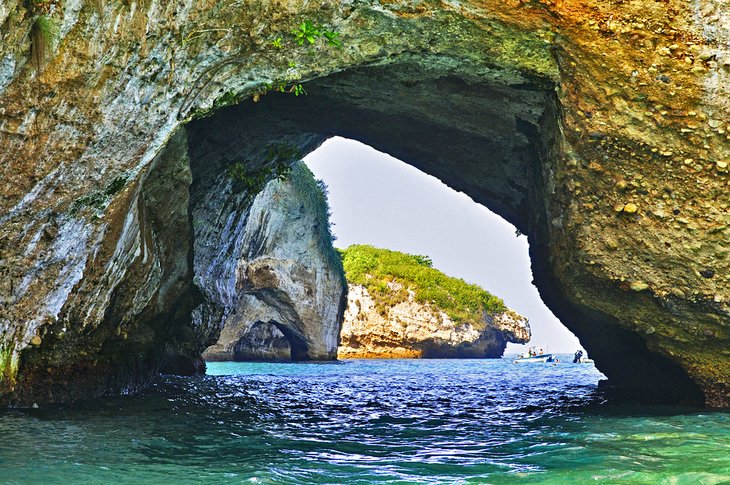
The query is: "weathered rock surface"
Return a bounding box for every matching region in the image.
[202,162,347,362]
[220,320,291,362]
[338,284,530,359]
[0,0,727,406]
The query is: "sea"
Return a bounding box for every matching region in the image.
[0,357,728,484]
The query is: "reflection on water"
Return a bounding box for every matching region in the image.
[1,358,728,484]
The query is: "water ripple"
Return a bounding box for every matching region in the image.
[0,358,728,483]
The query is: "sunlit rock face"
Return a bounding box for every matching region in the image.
[0,0,727,406]
[202,162,347,362]
[338,285,530,359]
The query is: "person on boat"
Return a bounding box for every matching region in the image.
[573,350,584,363]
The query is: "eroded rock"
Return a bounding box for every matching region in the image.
[0,0,727,406]
[202,162,346,362]
[338,285,530,359]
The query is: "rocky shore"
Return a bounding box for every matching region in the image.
[339,284,530,359]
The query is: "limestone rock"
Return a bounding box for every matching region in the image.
[0,0,727,406]
[630,281,650,292]
[338,285,530,359]
[203,162,346,362]
[622,203,639,214]
[204,297,294,362]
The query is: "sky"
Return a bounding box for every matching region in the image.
[304,137,583,354]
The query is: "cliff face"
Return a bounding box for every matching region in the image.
[339,284,530,359]
[203,162,347,362]
[0,0,728,406]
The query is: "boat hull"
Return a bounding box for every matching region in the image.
[513,354,553,363]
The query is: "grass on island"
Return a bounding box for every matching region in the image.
[338,244,506,325]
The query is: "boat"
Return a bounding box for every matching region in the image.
[513,346,554,363]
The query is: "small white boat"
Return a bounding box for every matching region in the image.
[514,354,553,363]
[513,347,553,364]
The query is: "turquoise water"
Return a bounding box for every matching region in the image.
[1,358,729,484]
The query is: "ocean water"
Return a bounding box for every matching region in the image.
[1,358,728,484]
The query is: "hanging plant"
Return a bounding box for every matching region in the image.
[30,14,59,70]
[27,0,62,71]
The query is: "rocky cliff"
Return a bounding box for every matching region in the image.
[203,161,347,362]
[339,283,530,359]
[0,0,727,406]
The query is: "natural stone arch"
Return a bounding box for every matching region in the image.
[0,0,727,407]
[186,59,705,405]
[197,159,347,364]
[214,320,293,362]
[267,322,310,361]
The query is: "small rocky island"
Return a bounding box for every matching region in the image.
[338,245,530,358]
[205,167,528,361]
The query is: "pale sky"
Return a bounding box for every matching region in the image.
[304,137,583,354]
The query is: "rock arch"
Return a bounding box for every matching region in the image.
[206,320,293,362]
[196,159,347,364]
[0,0,727,406]
[187,62,707,405]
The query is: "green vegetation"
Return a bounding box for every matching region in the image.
[292,21,341,48]
[27,0,62,71]
[181,16,342,117]
[212,90,243,110]
[0,344,19,386]
[31,14,59,70]
[322,30,341,48]
[253,19,342,101]
[184,18,341,117]
[227,160,291,196]
[288,162,339,266]
[69,175,128,216]
[226,142,303,197]
[339,245,506,324]
[293,20,321,46]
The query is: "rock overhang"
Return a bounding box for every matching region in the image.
[0,0,727,407]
